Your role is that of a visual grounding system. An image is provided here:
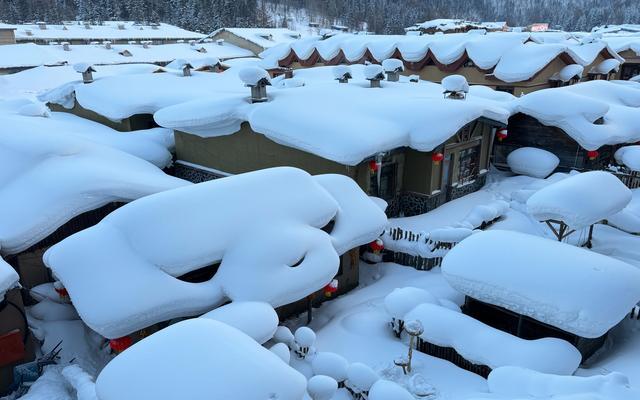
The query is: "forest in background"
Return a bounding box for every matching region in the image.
[2,0,640,34]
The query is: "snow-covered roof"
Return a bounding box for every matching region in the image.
[0,41,252,70]
[615,145,640,171]
[515,80,640,150]
[589,58,621,75]
[592,24,640,35]
[442,230,640,338]
[527,171,631,228]
[0,256,19,301]
[13,21,204,42]
[95,319,307,400]
[0,100,187,255]
[153,65,512,166]
[409,19,507,33]
[507,147,560,178]
[207,27,306,51]
[261,32,621,83]
[550,64,584,82]
[44,167,387,338]
[405,303,581,374]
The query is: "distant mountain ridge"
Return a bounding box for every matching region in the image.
[1,0,639,34]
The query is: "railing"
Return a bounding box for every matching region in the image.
[382,227,462,270]
[611,170,640,189]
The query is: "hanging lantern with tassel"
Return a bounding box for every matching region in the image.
[370,238,384,254]
[323,279,339,298]
[431,152,444,165]
[496,128,508,142]
[587,150,599,161]
[109,336,133,353]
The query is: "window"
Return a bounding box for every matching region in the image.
[495,86,514,94]
[370,162,397,200]
[457,146,480,185]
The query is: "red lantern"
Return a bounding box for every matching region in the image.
[370,238,384,254]
[53,281,69,300]
[496,128,508,142]
[109,336,133,353]
[368,160,380,173]
[587,150,599,161]
[323,279,339,298]
[431,152,444,165]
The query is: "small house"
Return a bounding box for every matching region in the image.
[442,230,640,361]
[0,24,16,45]
[204,28,307,56]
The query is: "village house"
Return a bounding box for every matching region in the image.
[261,31,622,95]
[204,28,305,56]
[405,19,508,35]
[0,24,16,45]
[149,66,510,217]
[43,167,387,345]
[493,80,640,175]
[12,21,205,45]
[436,230,640,375]
[597,35,640,80]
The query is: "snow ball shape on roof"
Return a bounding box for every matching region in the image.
[590,58,621,75]
[384,287,438,319]
[364,64,385,80]
[95,319,307,400]
[442,74,469,94]
[553,64,584,82]
[238,66,271,86]
[615,145,640,171]
[382,58,404,73]
[369,380,414,400]
[507,147,560,178]
[346,362,379,393]
[200,301,278,344]
[312,352,349,382]
[307,375,338,400]
[527,170,631,228]
[442,230,640,338]
[332,65,352,80]
[72,62,95,74]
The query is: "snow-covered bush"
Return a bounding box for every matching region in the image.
[273,326,295,348]
[507,147,560,178]
[270,342,291,364]
[384,287,436,337]
[345,362,378,397]
[294,326,316,359]
[311,352,349,384]
[307,375,338,400]
[368,380,414,400]
[200,301,278,344]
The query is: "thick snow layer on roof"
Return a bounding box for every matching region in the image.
[552,63,584,82]
[507,147,560,178]
[590,58,621,74]
[488,366,640,399]
[384,287,438,319]
[614,146,640,171]
[0,43,64,68]
[96,319,306,400]
[405,303,581,374]
[44,167,386,338]
[607,188,640,234]
[0,256,19,301]
[200,301,278,344]
[516,80,640,150]
[527,171,631,228]
[442,74,469,93]
[0,110,187,255]
[209,27,305,50]
[154,65,511,166]
[442,230,640,338]
[238,66,271,86]
[14,21,204,41]
[0,98,174,167]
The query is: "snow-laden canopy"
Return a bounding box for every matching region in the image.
[96,319,307,400]
[590,58,621,75]
[260,31,620,83]
[0,256,19,301]
[614,146,640,171]
[527,171,631,228]
[516,80,640,150]
[442,230,640,338]
[0,104,187,255]
[206,28,306,51]
[405,303,581,374]
[507,147,560,178]
[153,65,511,166]
[44,167,387,338]
[551,64,584,82]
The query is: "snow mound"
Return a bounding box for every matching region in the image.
[238,66,270,86]
[332,65,352,80]
[488,366,640,399]
[442,75,469,93]
[346,362,378,393]
[614,145,640,171]
[368,380,414,400]
[384,287,438,319]
[405,303,581,374]
[311,352,349,382]
[507,147,560,178]
[200,301,278,344]
[270,342,291,364]
[381,58,404,73]
[442,230,640,338]
[527,171,631,228]
[95,319,307,400]
[553,64,584,82]
[608,188,640,234]
[307,375,338,400]
[44,167,387,338]
[0,256,19,301]
[364,64,384,80]
[590,58,621,75]
[295,326,316,347]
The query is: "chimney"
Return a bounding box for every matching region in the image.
[151,23,159,30]
[382,58,404,82]
[75,64,96,84]
[409,75,419,83]
[441,75,469,100]
[142,41,150,49]
[84,22,91,30]
[216,39,224,46]
[104,41,112,50]
[182,63,193,77]
[37,22,47,30]
[364,64,385,88]
[333,65,352,84]
[25,29,33,36]
[117,23,125,30]
[189,40,196,47]
[239,67,272,103]
[62,42,70,51]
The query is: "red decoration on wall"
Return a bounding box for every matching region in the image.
[323,279,339,298]
[109,336,133,353]
[431,152,444,165]
[587,150,599,160]
[369,239,384,253]
[368,160,380,173]
[496,128,508,141]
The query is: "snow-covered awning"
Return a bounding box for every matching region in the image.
[527,171,631,228]
[95,319,307,400]
[44,167,387,338]
[442,230,640,338]
[615,146,640,171]
[0,256,19,301]
[0,102,188,255]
